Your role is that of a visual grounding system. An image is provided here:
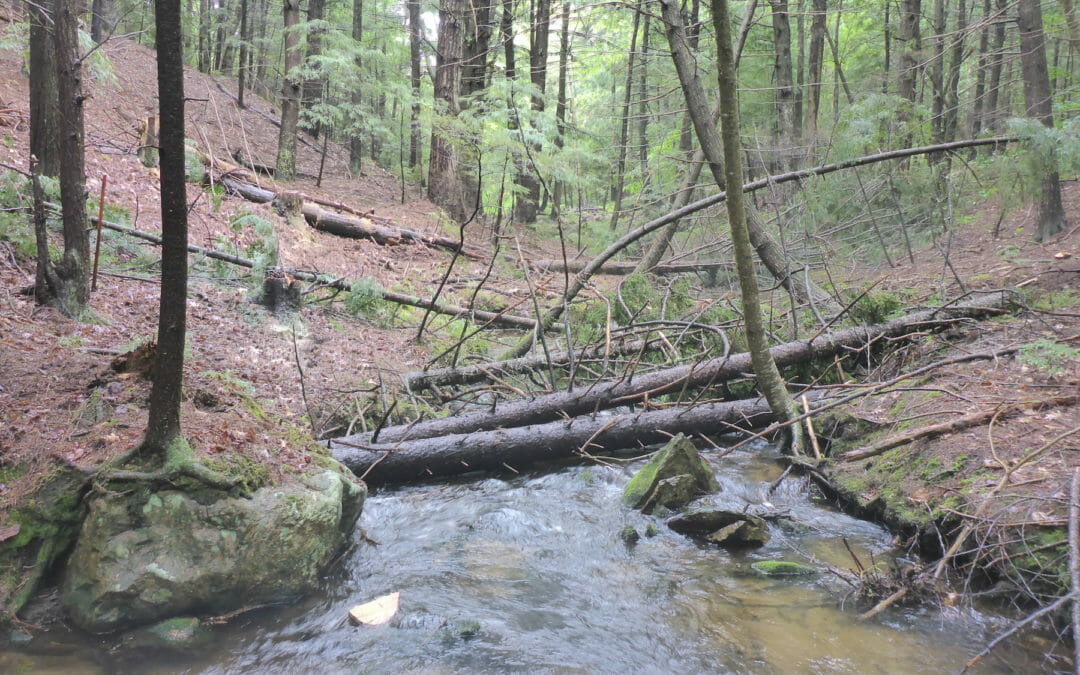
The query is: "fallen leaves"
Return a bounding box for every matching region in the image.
[348,591,399,626]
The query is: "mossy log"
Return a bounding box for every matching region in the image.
[340,293,1011,446]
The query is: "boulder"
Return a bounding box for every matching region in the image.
[706,519,769,547]
[622,434,720,511]
[668,508,770,548]
[62,467,365,633]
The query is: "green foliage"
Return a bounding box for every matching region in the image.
[184,140,205,182]
[848,288,905,325]
[1018,339,1078,376]
[344,277,391,321]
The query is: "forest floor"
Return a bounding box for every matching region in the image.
[0,35,1078,618]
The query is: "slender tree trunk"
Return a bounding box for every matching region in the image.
[930,0,946,145]
[213,0,232,72]
[608,4,641,230]
[238,0,249,108]
[711,0,801,451]
[551,0,571,217]
[1017,0,1067,240]
[795,0,805,127]
[460,0,496,212]
[146,0,189,450]
[28,1,59,178]
[883,0,891,93]
[90,0,114,44]
[408,0,422,169]
[943,0,966,141]
[513,0,552,223]
[769,0,796,150]
[428,0,468,222]
[54,0,90,317]
[970,0,991,134]
[275,0,302,180]
[805,0,826,137]
[637,10,651,184]
[899,0,922,104]
[985,0,1007,132]
[350,0,365,173]
[198,0,211,72]
[303,0,326,136]
[678,0,701,153]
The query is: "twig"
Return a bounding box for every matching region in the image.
[91,174,108,292]
[1071,467,1079,675]
[857,586,907,621]
[960,592,1077,673]
[801,395,822,460]
[291,327,317,437]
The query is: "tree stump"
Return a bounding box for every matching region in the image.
[137,114,159,168]
[259,268,301,315]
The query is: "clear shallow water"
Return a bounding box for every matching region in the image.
[2,446,1067,673]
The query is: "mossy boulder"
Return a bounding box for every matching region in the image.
[62,466,365,633]
[622,435,719,512]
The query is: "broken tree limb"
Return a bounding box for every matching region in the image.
[339,292,1012,446]
[532,259,734,276]
[502,136,1018,360]
[214,174,484,258]
[405,337,666,392]
[331,393,812,483]
[85,214,559,331]
[838,394,1080,462]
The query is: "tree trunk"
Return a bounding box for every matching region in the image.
[984,0,1007,132]
[898,0,922,104]
[805,0,826,137]
[459,0,496,212]
[770,0,797,147]
[350,0,365,173]
[550,0,570,218]
[943,0,966,141]
[90,0,114,44]
[237,0,250,108]
[353,293,1009,444]
[275,0,302,180]
[145,0,189,450]
[513,0,552,223]
[198,0,211,72]
[539,259,732,275]
[637,10,651,183]
[1017,0,1067,240]
[970,0,991,134]
[428,0,468,222]
[28,0,59,178]
[54,0,91,317]
[607,3,640,231]
[408,0,422,169]
[302,0,326,135]
[711,0,802,451]
[331,396,787,483]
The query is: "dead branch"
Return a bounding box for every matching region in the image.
[532,259,734,276]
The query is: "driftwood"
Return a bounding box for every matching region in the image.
[216,174,483,258]
[406,337,665,392]
[533,259,734,276]
[337,292,1011,446]
[86,215,558,331]
[330,394,797,484]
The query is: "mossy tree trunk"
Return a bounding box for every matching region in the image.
[275,0,302,180]
[709,0,802,452]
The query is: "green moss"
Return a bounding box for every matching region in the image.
[751,560,818,576]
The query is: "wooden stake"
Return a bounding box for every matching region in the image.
[91,174,107,292]
[801,395,822,460]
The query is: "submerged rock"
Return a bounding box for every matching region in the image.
[668,508,770,548]
[706,519,769,547]
[124,616,211,652]
[622,434,720,512]
[62,467,365,633]
[750,560,818,576]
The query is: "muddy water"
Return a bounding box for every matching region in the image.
[3,445,1063,673]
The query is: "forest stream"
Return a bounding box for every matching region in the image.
[3,443,1063,673]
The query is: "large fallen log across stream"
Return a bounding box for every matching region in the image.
[215,174,484,258]
[330,394,800,484]
[339,292,1011,446]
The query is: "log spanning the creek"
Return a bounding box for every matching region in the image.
[339,292,1011,446]
[215,174,484,258]
[330,395,789,484]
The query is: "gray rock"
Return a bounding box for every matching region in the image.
[622,434,720,511]
[124,616,212,652]
[668,508,770,547]
[705,519,770,547]
[62,467,365,633]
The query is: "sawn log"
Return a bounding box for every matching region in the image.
[336,292,1010,446]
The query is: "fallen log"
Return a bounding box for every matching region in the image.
[331,394,797,484]
[84,214,559,331]
[216,174,483,258]
[339,292,1011,446]
[532,259,734,276]
[406,337,665,392]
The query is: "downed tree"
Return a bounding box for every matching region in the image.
[532,259,734,276]
[331,393,805,483]
[215,174,484,258]
[84,213,559,331]
[339,292,1011,445]
[406,337,666,392]
[502,136,1017,360]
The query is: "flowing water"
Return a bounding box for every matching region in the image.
[2,445,1066,673]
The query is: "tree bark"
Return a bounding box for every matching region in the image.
[237,0,250,108]
[54,0,91,317]
[350,0,365,173]
[275,0,302,180]
[1017,0,1066,241]
[28,0,59,178]
[408,0,422,169]
[984,0,1007,132]
[898,0,922,104]
[428,0,468,222]
[90,0,114,44]
[348,293,1010,445]
[331,395,789,483]
[770,0,797,146]
[550,0,571,217]
[513,0,552,223]
[302,0,326,135]
[608,4,640,231]
[805,0,826,137]
[145,0,188,449]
